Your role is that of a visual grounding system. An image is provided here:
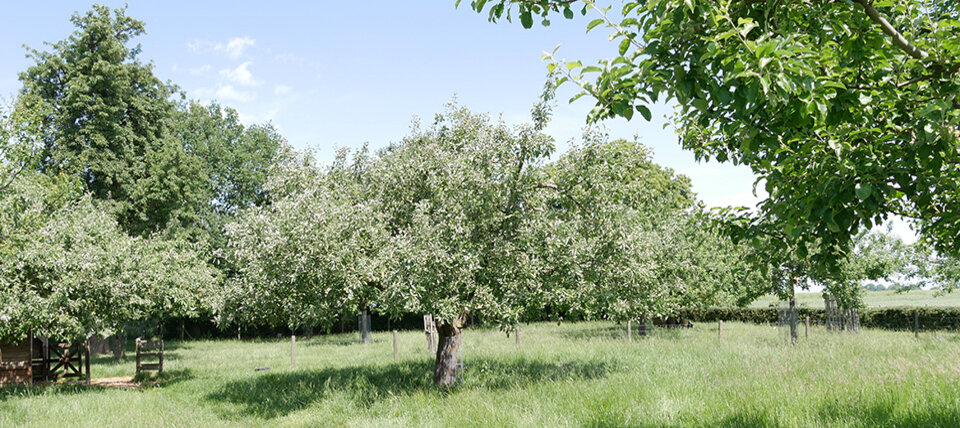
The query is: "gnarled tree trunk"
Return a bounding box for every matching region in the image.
[433,319,462,387]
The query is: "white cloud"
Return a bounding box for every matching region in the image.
[214,85,255,103]
[186,39,205,53]
[189,64,212,75]
[223,37,255,59]
[273,84,292,95]
[186,37,255,59]
[220,62,259,86]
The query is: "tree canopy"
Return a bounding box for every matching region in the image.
[463,0,960,277]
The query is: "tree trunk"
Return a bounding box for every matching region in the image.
[112,332,124,361]
[433,320,462,387]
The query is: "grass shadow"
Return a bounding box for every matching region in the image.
[205,357,616,419]
[817,399,960,427]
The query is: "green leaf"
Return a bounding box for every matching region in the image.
[636,105,652,121]
[587,18,605,33]
[859,93,873,105]
[565,61,582,71]
[520,10,533,29]
[855,183,873,201]
[619,38,631,56]
[563,7,574,19]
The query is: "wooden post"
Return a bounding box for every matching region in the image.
[158,340,164,375]
[718,320,723,341]
[135,339,141,377]
[914,310,920,338]
[515,325,520,346]
[291,335,296,367]
[805,316,810,339]
[789,296,798,344]
[393,330,398,360]
[28,330,34,387]
[84,340,91,384]
[627,320,632,342]
[424,315,434,352]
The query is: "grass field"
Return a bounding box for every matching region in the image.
[2,322,959,427]
[750,289,960,309]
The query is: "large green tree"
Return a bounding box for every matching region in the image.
[169,102,285,260]
[14,4,198,236]
[463,0,960,277]
[539,137,762,320]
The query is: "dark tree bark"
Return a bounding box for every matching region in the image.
[433,320,462,387]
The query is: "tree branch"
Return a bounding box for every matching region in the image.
[851,0,929,60]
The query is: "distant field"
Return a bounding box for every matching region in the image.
[750,290,960,309]
[2,321,959,427]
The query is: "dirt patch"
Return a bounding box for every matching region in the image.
[88,376,141,389]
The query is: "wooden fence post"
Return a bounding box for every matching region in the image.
[84,340,91,384]
[291,335,296,367]
[805,316,810,339]
[393,330,398,360]
[515,325,520,347]
[718,320,723,341]
[627,320,632,342]
[789,297,798,345]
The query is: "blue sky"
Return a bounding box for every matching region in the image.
[0,0,767,210]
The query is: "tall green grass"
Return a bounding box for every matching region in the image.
[1,322,958,427]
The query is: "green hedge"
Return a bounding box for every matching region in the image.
[680,307,960,331]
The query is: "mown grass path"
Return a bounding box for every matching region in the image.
[1,322,959,427]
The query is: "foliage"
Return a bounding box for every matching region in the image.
[537,137,761,320]
[168,101,285,261]
[221,148,385,331]
[13,6,284,242]
[0,173,217,342]
[369,104,555,327]
[13,5,196,236]
[907,244,960,294]
[464,0,960,276]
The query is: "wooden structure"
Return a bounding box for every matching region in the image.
[1,334,90,386]
[423,315,437,351]
[0,334,37,385]
[825,296,860,332]
[135,338,164,377]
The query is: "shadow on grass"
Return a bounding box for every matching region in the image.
[0,369,194,401]
[816,400,960,427]
[205,357,615,419]
[583,401,960,428]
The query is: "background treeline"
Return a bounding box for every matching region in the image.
[681,307,960,332]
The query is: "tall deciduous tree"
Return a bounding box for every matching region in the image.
[372,105,554,385]
[463,0,960,276]
[539,137,763,320]
[14,5,202,236]
[169,102,285,260]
